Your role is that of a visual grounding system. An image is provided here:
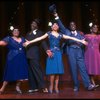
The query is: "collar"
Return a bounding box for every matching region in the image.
[71,30,77,36]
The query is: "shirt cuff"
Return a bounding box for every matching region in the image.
[55,16,59,20]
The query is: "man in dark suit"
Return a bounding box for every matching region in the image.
[49,6,95,91]
[25,19,52,93]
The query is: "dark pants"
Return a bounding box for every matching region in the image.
[66,47,91,88]
[28,59,45,90]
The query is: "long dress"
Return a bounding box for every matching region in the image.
[85,34,100,75]
[46,31,64,75]
[2,36,28,81]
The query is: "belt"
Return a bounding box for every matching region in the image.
[51,47,60,52]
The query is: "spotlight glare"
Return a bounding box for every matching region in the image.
[10,26,14,30]
[48,22,52,26]
[89,22,93,27]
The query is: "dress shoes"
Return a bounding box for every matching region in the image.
[28,89,39,93]
[73,87,79,92]
[87,84,95,91]
[16,86,22,94]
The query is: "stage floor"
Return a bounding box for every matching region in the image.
[0,81,100,99]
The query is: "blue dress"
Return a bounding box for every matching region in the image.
[2,36,28,81]
[46,31,64,75]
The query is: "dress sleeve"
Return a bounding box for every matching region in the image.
[47,31,51,38]
[59,33,63,39]
[47,31,51,35]
[2,36,10,43]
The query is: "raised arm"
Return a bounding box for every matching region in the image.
[23,33,48,47]
[54,13,71,36]
[63,34,88,45]
[0,41,8,46]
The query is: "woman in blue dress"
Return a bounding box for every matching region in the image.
[23,22,87,93]
[0,27,28,94]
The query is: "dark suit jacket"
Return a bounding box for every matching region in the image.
[25,30,48,60]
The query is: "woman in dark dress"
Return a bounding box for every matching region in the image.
[0,27,28,94]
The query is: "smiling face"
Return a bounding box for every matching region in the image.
[12,29,20,37]
[91,24,98,34]
[69,21,76,31]
[51,23,59,31]
[31,21,38,30]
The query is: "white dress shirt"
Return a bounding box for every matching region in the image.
[71,30,77,36]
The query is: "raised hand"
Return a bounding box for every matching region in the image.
[49,4,57,14]
[54,12,58,17]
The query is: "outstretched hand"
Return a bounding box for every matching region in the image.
[81,39,88,45]
[23,41,30,47]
